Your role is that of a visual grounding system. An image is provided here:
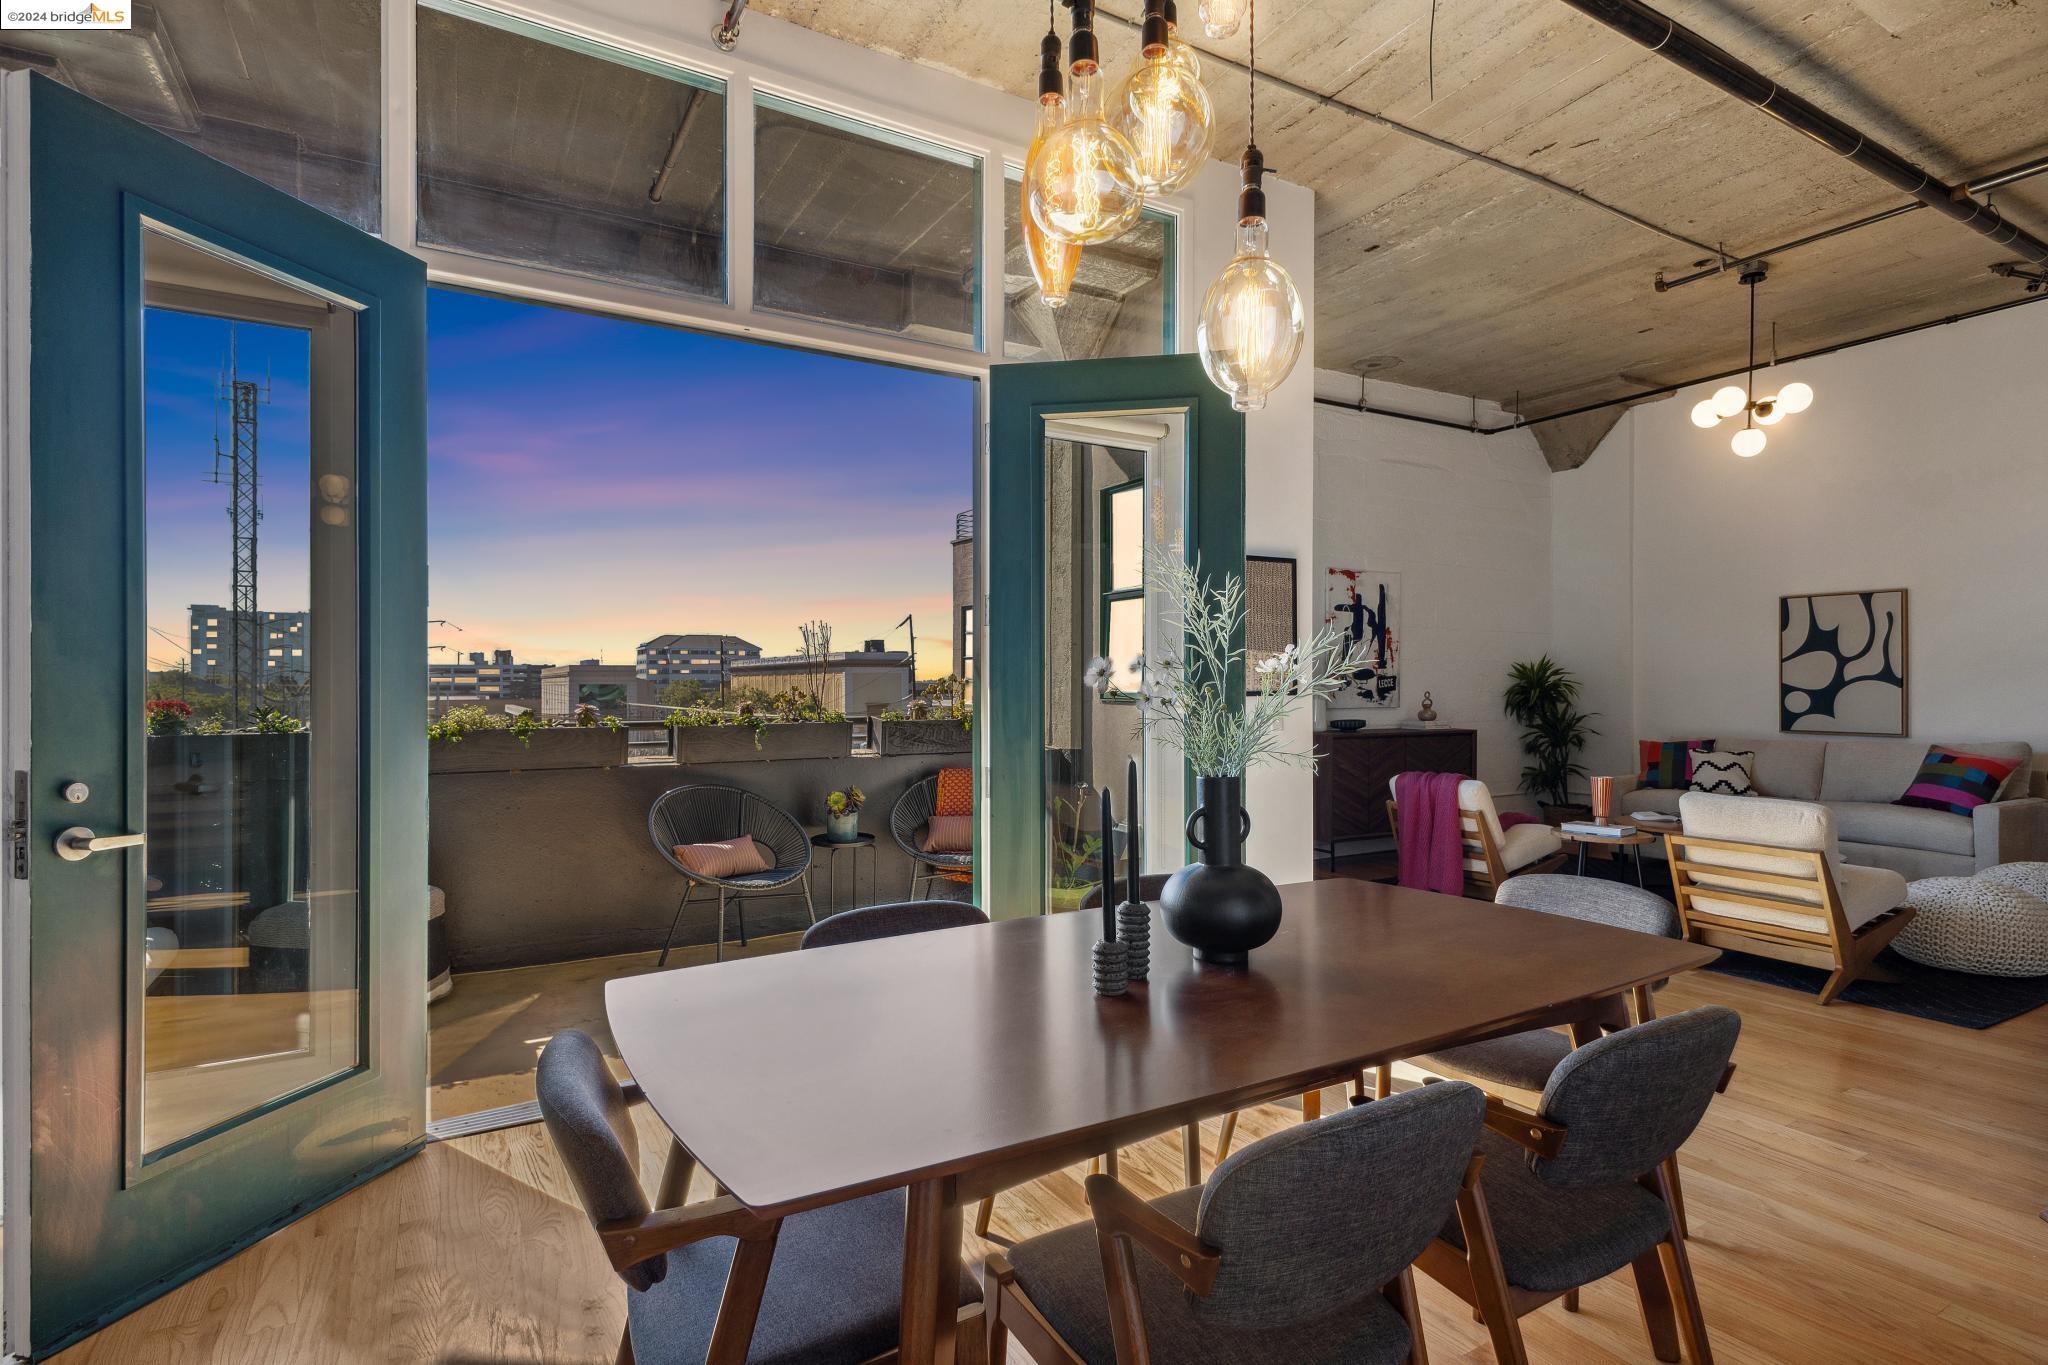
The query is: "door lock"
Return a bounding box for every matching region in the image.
[54,827,146,862]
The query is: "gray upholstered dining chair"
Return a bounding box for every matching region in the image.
[890,774,973,899]
[1418,1006,1740,1365]
[983,1080,1487,1365]
[537,1027,982,1365]
[648,784,815,965]
[800,898,988,950]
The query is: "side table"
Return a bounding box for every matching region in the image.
[810,832,877,914]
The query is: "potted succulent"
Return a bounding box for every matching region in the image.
[824,786,864,843]
[1502,656,1599,823]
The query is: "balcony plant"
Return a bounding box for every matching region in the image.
[427,704,628,774]
[875,676,973,755]
[1502,655,1598,822]
[1048,790,1104,914]
[667,688,853,764]
[824,786,865,844]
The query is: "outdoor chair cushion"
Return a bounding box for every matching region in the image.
[1437,1130,1670,1294]
[672,838,770,879]
[1006,1188,1414,1365]
[921,815,972,853]
[1829,801,1975,857]
[626,1189,979,1365]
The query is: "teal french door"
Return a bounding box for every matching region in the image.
[4,75,426,1353]
[980,355,1245,917]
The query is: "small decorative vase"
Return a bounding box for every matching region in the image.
[1161,775,1283,968]
[1416,691,1437,723]
[826,810,860,844]
[1588,775,1615,824]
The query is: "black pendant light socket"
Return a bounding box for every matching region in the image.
[1238,144,1268,223]
[1038,29,1064,100]
[1140,0,1169,55]
[1064,0,1100,70]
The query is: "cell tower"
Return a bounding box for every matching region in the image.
[212,327,269,722]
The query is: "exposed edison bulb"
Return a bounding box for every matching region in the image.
[1710,385,1748,418]
[1732,427,1767,458]
[1112,39,1213,194]
[1198,0,1245,39]
[1754,399,1785,425]
[1690,399,1720,429]
[1024,93,1082,309]
[1199,216,1305,412]
[1028,63,1145,245]
[1777,380,1814,414]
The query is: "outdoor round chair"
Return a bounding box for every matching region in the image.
[890,774,972,900]
[648,784,815,965]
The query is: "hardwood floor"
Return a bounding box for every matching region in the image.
[56,967,2048,1364]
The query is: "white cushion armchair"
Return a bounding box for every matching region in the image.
[1387,777,1565,898]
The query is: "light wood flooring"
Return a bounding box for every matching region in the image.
[56,963,2048,1364]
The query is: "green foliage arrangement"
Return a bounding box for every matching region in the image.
[1502,656,1599,809]
[826,786,866,816]
[664,687,848,750]
[426,705,618,746]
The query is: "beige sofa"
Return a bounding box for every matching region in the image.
[1612,737,2045,880]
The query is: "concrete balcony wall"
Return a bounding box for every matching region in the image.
[429,752,968,971]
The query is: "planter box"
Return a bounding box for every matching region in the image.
[673,720,854,764]
[430,727,627,774]
[874,718,972,756]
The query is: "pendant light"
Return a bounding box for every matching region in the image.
[1686,262,1816,456]
[1025,19,1082,309]
[1197,0,1304,412]
[1027,0,1145,246]
[1112,0,1214,195]
[1197,0,1245,39]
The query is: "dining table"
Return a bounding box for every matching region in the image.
[607,875,1720,1365]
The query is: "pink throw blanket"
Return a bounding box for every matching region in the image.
[1395,770,1468,896]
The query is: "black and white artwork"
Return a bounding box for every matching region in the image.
[1325,568,1400,712]
[1780,590,1907,735]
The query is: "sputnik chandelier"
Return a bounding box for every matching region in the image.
[1690,261,1814,457]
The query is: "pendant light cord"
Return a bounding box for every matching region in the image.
[1745,275,1757,427]
[1248,0,1257,146]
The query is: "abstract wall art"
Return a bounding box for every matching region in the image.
[1780,589,1907,735]
[1325,567,1400,712]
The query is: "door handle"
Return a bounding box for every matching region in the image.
[54,826,147,862]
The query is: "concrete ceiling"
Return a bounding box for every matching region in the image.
[751,0,2048,453]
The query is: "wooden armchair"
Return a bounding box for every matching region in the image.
[1667,792,1915,1004]
[1386,776,1566,899]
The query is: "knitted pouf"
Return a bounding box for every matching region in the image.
[1977,860,2048,903]
[1896,874,2048,977]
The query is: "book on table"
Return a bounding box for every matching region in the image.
[1560,821,1631,839]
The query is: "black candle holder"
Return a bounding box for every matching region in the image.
[1092,937,1130,996]
[1116,900,1150,981]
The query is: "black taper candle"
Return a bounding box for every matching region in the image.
[1126,757,1141,903]
[1099,785,1116,943]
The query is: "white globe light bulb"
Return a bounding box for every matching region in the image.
[1732,427,1767,458]
[1777,380,1814,414]
[1754,399,1784,426]
[1198,0,1245,39]
[1711,385,1748,418]
[1026,66,1145,246]
[1690,399,1720,429]
[1198,216,1305,412]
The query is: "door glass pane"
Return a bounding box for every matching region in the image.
[755,95,981,349]
[1,1,381,231]
[1003,171,1174,360]
[417,0,727,299]
[140,226,360,1158]
[1043,418,1187,915]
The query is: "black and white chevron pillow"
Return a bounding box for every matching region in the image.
[1689,749,1757,797]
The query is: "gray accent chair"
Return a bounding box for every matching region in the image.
[1418,1006,1740,1365]
[536,1028,981,1365]
[801,898,988,950]
[648,784,815,965]
[984,1080,1487,1365]
[890,774,973,899]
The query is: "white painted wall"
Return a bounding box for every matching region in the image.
[1311,373,1555,815]
[1555,300,2048,785]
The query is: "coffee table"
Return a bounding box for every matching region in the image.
[1557,817,1664,884]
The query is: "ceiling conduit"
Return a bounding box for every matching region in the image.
[1556,0,2048,266]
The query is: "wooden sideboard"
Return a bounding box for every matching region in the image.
[1313,727,1479,869]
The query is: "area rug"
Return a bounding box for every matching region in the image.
[1703,948,2048,1029]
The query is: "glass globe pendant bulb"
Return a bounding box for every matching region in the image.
[1690,399,1720,429]
[1198,0,1245,39]
[1777,380,1814,414]
[1028,63,1145,246]
[1732,427,1767,458]
[1024,79,1081,309]
[1753,399,1784,426]
[1112,12,1214,196]
[1199,212,1305,413]
[1710,384,1748,418]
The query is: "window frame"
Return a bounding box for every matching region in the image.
[999,164,1178,361]
[1098,477,1145,702]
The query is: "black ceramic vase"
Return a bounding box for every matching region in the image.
[1161,775,1282,967]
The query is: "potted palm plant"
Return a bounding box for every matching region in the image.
[1502,656,1599,824]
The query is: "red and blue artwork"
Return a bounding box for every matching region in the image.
[1325,567,1400,711]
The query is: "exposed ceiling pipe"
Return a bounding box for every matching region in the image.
[714,0,749,51]
[1557,0,2048,266]
[1657,152,2048,291]
[648,88,707,203]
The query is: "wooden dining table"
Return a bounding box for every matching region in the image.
[607,875,1719,1365]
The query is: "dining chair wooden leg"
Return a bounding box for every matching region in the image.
[1350,1070,1368,1103]
[1376,1063,1393,1100]
[954,1305,990,1365]
[1215,1110,1238,1162]
[983,1254,1012,1365]
[614,1322,636,1365]
[1182,1121,1202,1186]
[1103,1148,1119,1179]
[1563,1288,1580,1313]
[1663,1155,1691,1240]
[1656,1168,1714,1365]
[655,1138,695,1209]
[1630,1249,1682,1363]
[705,1223,781,1365]
[1301,1088,1322,1123]
[1385,1268,1429,1365]
[1453,1164,1530,1365]
[974,1194,996,1240]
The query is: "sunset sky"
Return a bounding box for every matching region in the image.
[145,290,976,671]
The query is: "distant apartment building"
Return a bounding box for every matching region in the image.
[730,645,911,722]
[636,634,761,695]
[951,508,974,682]
[188,604,310,684]
[427,648,548,710]
[540,662,648,718]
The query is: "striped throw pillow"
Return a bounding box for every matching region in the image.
[672,837,771,878]
[1894,748,2022,817]
[1688,749,1756,797]
[1640,738,1716,790]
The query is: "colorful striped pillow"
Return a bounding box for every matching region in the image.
[1639,738,1716,790]
[1894,748,2022,818]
